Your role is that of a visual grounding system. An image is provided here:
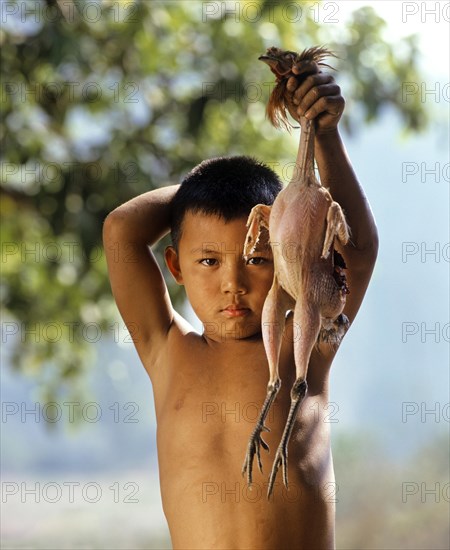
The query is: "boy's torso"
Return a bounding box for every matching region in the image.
[147,313,336,550]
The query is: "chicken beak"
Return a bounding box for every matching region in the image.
[258,54,279,69]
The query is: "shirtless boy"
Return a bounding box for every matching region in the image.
[103,70,378,549]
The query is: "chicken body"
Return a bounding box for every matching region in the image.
[242,47,350,498]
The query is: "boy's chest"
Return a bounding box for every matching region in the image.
[154,332,332,508]
[153,326,329,433]
[153,335,323,466]
[157,334,294,416]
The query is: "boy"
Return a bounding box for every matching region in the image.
[103,70,378,549]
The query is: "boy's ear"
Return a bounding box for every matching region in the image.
[165,246,184,284]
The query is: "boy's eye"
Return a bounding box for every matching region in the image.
[199,258,218,266]
[246,256,269,266]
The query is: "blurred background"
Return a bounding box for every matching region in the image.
[1,0,448,548]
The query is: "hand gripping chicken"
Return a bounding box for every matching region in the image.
[242,46,351,498]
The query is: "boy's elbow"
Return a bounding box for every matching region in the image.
[354,214,379,256]
[104,205,127,225]
[363,228,379,261]
[372,231,379,260]
[102,209,128,242]
[370,223,379,258]
[356,228,379,270]
[103,210,116,236]
[346,226,379,274]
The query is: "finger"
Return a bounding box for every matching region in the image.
[286,76,298,93]
[297,83,341,115]
[292,60,318,76]
[292,73,335,104]
[304,95,345,121]
[287,72,333,96]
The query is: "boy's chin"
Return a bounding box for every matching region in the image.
[201,316,263,342]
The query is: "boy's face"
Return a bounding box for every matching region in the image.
[165,211,274,343]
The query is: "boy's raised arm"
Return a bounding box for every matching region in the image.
[102,185,179,369]
[314,129,379,319]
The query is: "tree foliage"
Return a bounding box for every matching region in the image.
[1,0,425,401]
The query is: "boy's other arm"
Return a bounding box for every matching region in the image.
[315,128,379,323]
[102,185,180,371]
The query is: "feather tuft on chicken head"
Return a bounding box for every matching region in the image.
[259,46,336,130]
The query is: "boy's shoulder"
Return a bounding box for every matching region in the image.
[147,310,199,366]
[146,309,335,401]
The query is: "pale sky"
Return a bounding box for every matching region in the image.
[337,0,449,76]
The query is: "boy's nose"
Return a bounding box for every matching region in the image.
[220,265,248,294]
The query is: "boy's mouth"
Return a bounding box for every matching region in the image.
[221,305,251,318]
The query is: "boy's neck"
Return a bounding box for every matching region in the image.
[202,330,263,348]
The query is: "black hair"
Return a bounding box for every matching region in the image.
[170,155,282,251]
